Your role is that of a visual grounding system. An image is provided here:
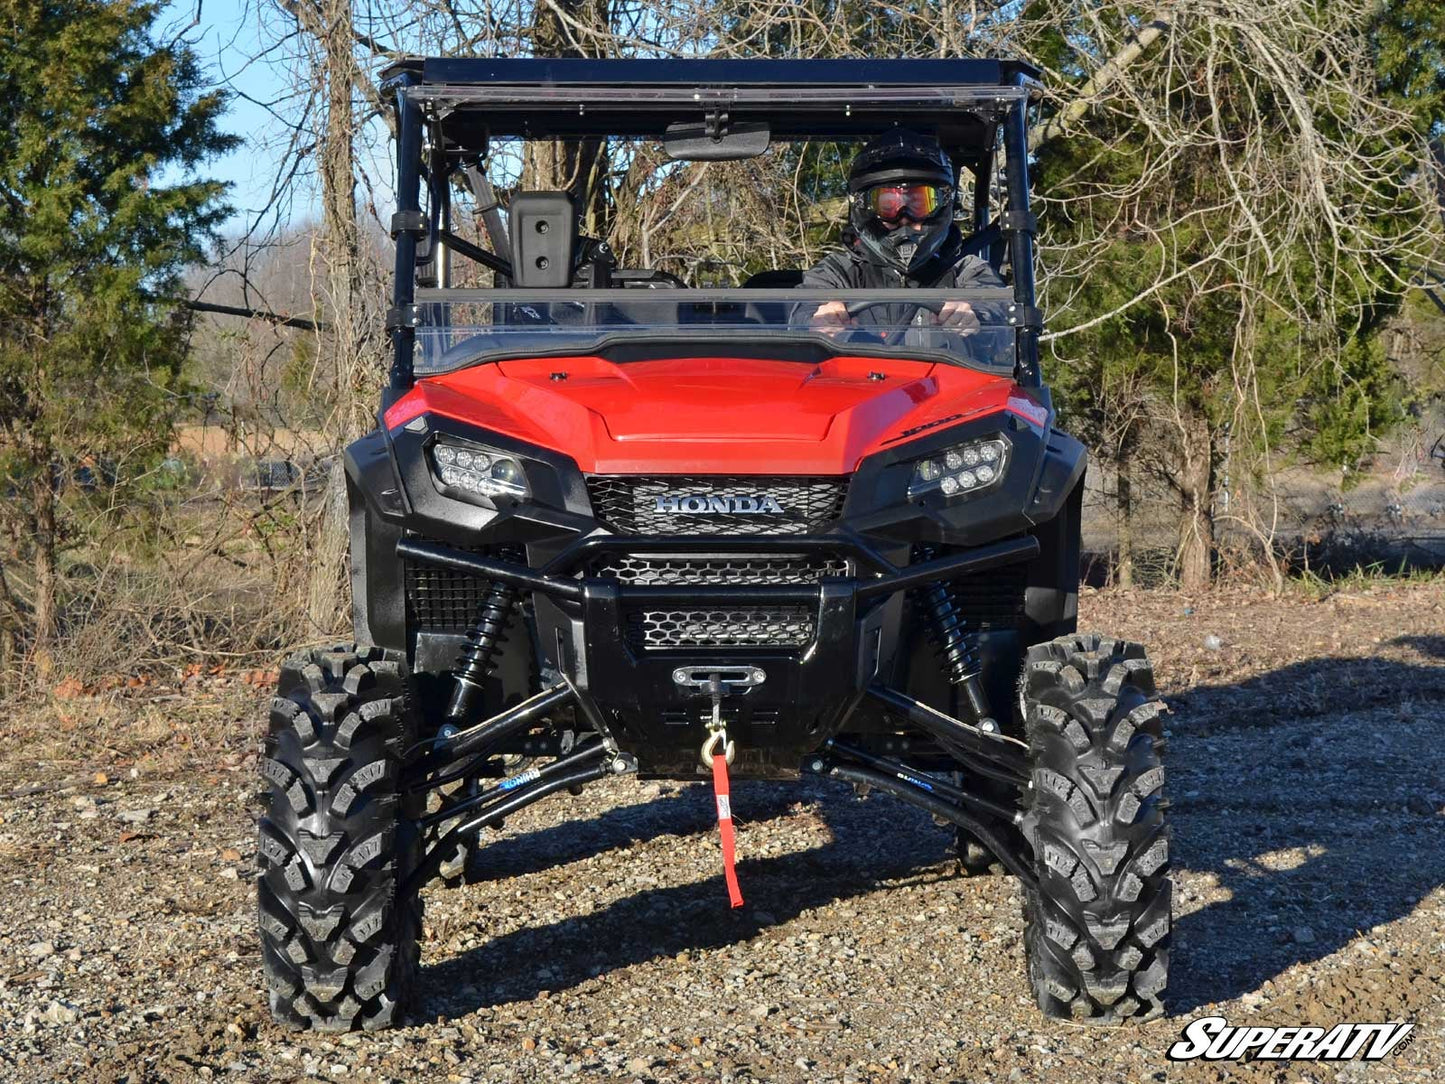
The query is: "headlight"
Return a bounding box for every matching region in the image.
[431,439,530,504]
[908,436,1009,500]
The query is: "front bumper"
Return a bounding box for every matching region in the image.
[397,533,1038,774]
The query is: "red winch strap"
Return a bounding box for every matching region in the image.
[711,752,745,908]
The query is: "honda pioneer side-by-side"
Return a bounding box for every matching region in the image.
[257,57,1170,1031]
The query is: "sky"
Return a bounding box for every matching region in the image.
[161,0,323,233]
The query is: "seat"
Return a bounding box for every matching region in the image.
[509,191,577,288]
[958,222,1007,275]
[741,269,806,289]
[741,269,806,323]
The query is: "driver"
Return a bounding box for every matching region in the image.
[802,129,1003,336]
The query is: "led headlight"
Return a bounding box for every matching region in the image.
[431,440,529,503]
[908,436,1009,500]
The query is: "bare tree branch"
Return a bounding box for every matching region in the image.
[184,298,329,331]
[1028,9,1173,152]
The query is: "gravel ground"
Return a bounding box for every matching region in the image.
[1,582,1443,1083]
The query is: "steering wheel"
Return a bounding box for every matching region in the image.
[840,299,947,345]
[844,299,945,318]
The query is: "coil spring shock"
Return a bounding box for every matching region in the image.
[916,547,997,730]
[445,578,519,723]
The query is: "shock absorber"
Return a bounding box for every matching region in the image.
[445,578,519,723]
[916,549,998,732]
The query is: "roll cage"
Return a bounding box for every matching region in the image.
[378,57,1044,397]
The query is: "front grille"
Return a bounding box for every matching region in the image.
[587,475,848,536]
[403,538,519,633]
[599,552,846,650]
[627,607,816,649]
[595,553,849,586]
[912,544,1029,628]
[946,568,1028,627]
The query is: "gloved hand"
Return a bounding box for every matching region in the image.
[808,299,854,337]
[933,299,981,336]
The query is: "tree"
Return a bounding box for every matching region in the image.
[0,0,234,664]
[1373,0,1445,129]
[1026,3,1438,587]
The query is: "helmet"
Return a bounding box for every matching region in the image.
[847,129,956,274]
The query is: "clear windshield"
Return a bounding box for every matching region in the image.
[412,288,1018,375]
[405,116,1026,378]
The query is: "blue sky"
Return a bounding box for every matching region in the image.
[161,0,320,232]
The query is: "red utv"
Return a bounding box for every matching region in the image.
[256,57,1170,1031]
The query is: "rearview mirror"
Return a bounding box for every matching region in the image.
[663,120,770,161]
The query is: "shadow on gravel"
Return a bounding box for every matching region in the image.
[420,780,954,1015]
[1167,651,1445,1013]
[422,647,1445,1020]
[470,784,807,881]
[1392,634,1445,660]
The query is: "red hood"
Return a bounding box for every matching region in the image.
[386,355,1037,474]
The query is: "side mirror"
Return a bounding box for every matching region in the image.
[663,120,770,162]
[509,192,577,288]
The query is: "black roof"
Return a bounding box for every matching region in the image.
[381,57,1036,147]
[386,57,1038,88]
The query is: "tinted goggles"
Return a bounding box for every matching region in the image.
[861,183,951,222]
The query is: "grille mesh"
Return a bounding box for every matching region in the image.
[587,475,848,536]
[912,544,1029,628]
[595,553,849,586]
[627,607,816,649]
[600,552,846,650]
[404,538,518,633]
[946,572,1028,626]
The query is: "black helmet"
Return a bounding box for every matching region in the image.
[847,129,956,274]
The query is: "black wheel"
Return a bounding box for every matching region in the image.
[952,830,1000,874]
[842,298,947,346]
[948,718,1032,877]
[429,780,485,885]
[951,823,1031,875]
[429,752,531,883]
[1019,634,1170,1022]
[257,645,423,1031]
[947,778,1029,877]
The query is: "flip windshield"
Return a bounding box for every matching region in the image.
[396,75,1028,380]
[414,288,1019,375]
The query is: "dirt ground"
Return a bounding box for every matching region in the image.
[1,581,1442,1083]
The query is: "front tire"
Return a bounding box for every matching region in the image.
[257,646,423,1031]
[1019,634,1170,1022]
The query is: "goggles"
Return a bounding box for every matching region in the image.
[860,183,951,223]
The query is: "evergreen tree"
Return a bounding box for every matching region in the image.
[0,0,235,655]
[1373,0,1445,129]
[1028,4,1437,586]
